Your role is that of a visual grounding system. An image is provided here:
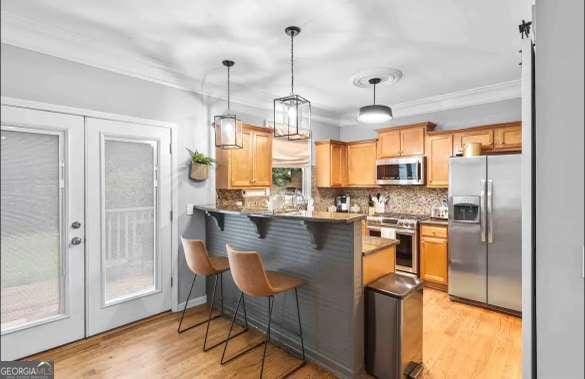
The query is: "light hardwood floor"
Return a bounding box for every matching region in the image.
[27,289,521,378]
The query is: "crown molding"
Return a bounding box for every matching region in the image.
[338,79,521,127]
[2,11,520,129]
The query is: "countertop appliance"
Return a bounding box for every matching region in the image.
[448,155,522,314]
[365,273,423,379]
[376,156,425,185]
[367,213,422,274]
[335,194,351,212]
[431,201,449,220]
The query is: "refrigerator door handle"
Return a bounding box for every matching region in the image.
[480,179,487,242]
[487,179,494,243]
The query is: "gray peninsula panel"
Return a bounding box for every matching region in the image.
[198,209,364,378]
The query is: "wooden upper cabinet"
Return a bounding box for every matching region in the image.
[347,141,377,187]
[453,128,494,155]
[252,130,272,186]
[377,130,401,158]
[493,122,522,151]
[216,125,273,189]
[376,123,435,158]
[401,127,426,156]
[426,133,453,188]
[228,129,254,187]
[315,141,347,188]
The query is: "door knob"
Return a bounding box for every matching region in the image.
[71,237,83,246]
[71,221,82,229]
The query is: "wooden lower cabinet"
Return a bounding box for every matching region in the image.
[363,245,396,285]
[420,225,448,291]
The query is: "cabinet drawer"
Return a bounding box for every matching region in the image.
[420,225,448,238]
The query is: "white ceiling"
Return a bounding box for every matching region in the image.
[1,0,532,125]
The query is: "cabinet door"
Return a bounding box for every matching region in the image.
[453,129,494,155]
[230,129,253,187]
[494,125,522,151]
[330,144,347,187]
[315,143,332,187]
[421,236,448,286]
[252,131,272,186]
[426,134,453,188]
[348,142,377,186]
[377,130,401,158]
[400,127,425,156]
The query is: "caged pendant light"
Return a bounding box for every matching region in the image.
[273,26,311,141]
[213,60,243,149]
[357,78,393,124]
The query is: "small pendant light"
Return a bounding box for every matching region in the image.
[273,26,311,140]
[357,78,393,124]
[214,60,243,149]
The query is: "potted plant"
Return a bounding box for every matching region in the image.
[186,148,215,181]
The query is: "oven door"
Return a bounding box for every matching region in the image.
[376,157,425,185]
[394,228,418,274]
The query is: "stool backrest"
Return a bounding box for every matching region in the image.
[181,238,215,276]
[226,244,273,297]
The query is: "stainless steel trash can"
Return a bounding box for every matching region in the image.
[365,273,423,379]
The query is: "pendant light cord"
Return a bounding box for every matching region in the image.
[290,32,295,95]
[373,82,376,105]
[227,65,231,110]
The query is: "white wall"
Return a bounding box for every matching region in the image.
[339,98,521,141]
[0,43,341,303]
[534,1,584,378]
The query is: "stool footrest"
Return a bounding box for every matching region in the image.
[177,312,222,334]
[204,327,249,352]
[221,339,266,365]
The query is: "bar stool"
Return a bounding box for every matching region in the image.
[221,244,306,378]
[178,237,248,351]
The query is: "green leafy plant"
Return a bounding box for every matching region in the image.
[272,168,293,187]
[186,148,215,166]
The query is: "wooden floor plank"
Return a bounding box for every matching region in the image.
[26,289,521,378]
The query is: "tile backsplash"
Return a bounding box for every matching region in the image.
[311,168,447,215]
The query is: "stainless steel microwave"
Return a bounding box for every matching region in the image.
[376,156,425,185]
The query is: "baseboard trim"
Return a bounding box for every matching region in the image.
[176,295,207,311]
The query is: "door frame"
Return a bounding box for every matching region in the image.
[1,96,181,316]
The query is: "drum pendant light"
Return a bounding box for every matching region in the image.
[357,78,393,124]
[213,60,243,149]
[273,26,311,140]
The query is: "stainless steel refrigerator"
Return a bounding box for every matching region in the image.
[448,155,522,313]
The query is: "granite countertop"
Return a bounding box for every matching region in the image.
[193,205,366,224]
[362,236,399,256]
[420,217,449,226]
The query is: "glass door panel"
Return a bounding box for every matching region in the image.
[103,139,157,304]
[1,105,85,361]
[1,130,63,331]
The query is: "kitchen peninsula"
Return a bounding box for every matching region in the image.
[191,205,396,377]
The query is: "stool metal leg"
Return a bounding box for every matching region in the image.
[177,274,196,333]
[177,273,223,334]
[259,295,274,378]
[294,288,306,362]
[203,274,249,352]
[221,292,264,365]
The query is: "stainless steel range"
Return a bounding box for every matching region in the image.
[366,213,422,274]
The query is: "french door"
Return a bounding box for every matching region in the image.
[85,118,171,336]
[1,106,85,360]
[1,105,172,359]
